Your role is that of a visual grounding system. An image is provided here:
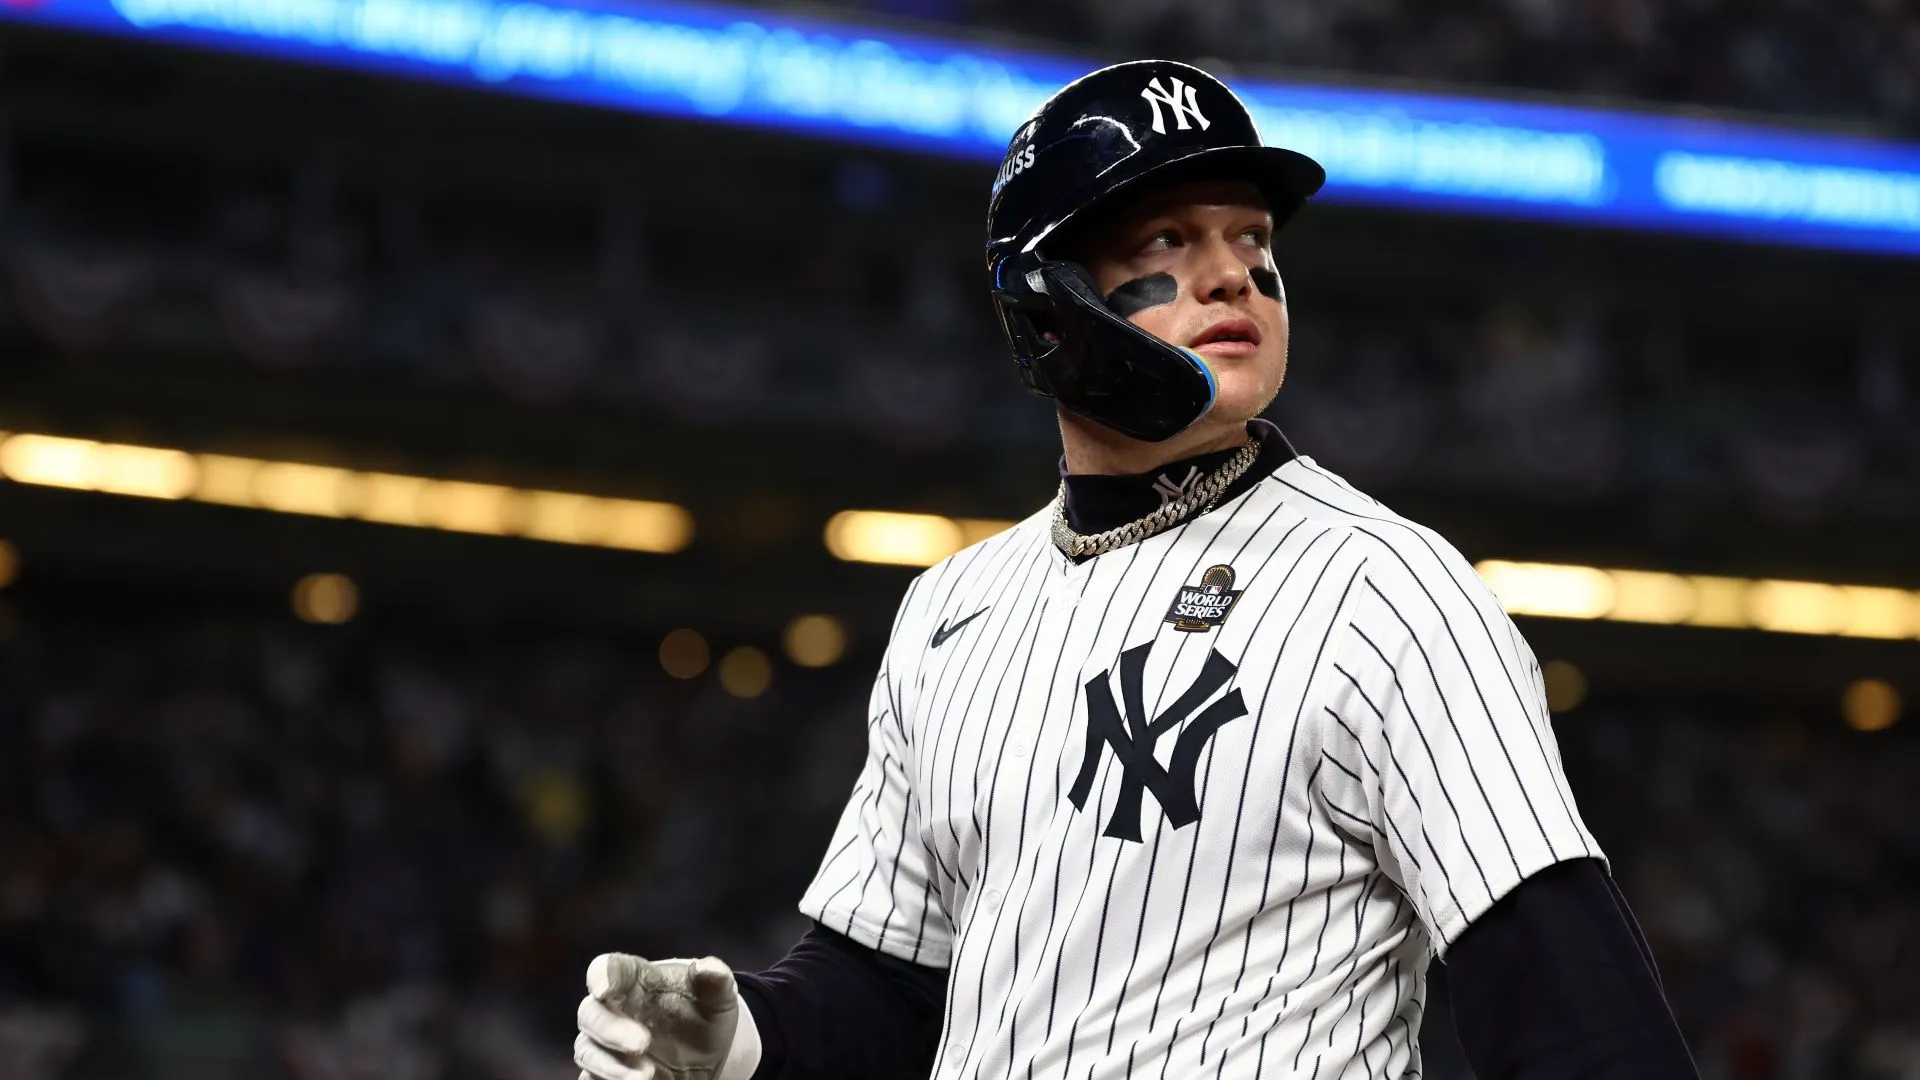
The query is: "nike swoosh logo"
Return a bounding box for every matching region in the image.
[930,607,990,649]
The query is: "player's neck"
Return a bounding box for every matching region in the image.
[1056,418,1293,543]
[1057,412,1249,477]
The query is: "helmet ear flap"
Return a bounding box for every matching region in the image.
[989,248,1064,399]
[991,247,1039,304]
[1029,261,1218,443]
[989,250,1216,442]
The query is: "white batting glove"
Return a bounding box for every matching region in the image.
[574,954,761,1080]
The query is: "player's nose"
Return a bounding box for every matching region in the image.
[1192,236,1253,303]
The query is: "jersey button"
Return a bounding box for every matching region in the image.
[1009,739,1030,759]
[982,889,1003,912]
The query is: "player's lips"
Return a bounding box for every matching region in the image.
[1189,317,1262,359]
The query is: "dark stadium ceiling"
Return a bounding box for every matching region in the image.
[6,0,1920,257]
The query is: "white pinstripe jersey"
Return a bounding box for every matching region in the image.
[798,454,1602,1080]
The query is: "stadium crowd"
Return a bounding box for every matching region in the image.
[0,602,1915,1079]
[838,0,1920,134]
[5,179,1915,524]
[6,113,1916,526]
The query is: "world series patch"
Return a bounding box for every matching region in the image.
[1164,564,1243,633]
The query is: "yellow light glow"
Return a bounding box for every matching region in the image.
[292,573,360,625]
[599,500,695,554]
[0,434,97,490]
[1842,678,1901,732]
[1748,579,1849,636]
[254,462,355,518]
[520,767,589,843]
[719,646,774,699]
[523,492,599,544]
[659,629,710,679]
[1469,560,1920,641]
[1474,560,1615,620]
[94,443,198,499]
[418,480,518,536]
[1605,570,1695,625]
[825,511,965,567]
[1684,575,1750,629]
[1541,659,1588,713]
[784,614,849,668]
[0,435,198,500]
[357,472,428,526]
[1836,586,1919,640]
[0,428,696,557]
[0,540,16,588]
[195,454,261,506]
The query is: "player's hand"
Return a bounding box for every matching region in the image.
[574,953,758,1080]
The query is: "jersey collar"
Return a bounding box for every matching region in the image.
[1060,419,1297,539]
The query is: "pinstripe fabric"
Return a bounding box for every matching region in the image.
[798,456,1600,1080]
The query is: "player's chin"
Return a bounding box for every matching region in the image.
[1199,351,1282,423]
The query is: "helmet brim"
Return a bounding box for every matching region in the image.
[1037,144,1326,256]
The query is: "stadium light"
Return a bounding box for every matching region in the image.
[719,646,774,699]
[292,572,360,624]
[0,430,693,554]
[1475,560,1920,640]
[0,434,198,500]
[827,511,959,567]
[1474,561,1615,620]
[251,461,356,518]
[659,628,710,679]
[1600,570,1695,625]
[784,614,849,668]
[824,511,1018,567]
[1842,678,1902,731]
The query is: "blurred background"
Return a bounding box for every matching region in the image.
[0,0,1917,1077]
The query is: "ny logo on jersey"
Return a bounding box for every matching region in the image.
[1139,76,1211,135]
[1068,642,1248,842]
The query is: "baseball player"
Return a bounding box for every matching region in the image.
[575,60,1696,1080]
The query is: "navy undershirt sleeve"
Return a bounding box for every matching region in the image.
[732,923,947,1080]
[1447,857,1699,1079]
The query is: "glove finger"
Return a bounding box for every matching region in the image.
[635,957,692,997]
[687,957,736,1018]
[587,953,648,1001]
[577,995,652,1055]
[573,1032,655,1080]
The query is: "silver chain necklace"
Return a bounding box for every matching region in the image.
[1050,438,1262,559]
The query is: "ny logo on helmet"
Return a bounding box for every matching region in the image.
[1140,76,1211,135]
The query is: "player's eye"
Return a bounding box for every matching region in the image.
[1139,229,1180,253]
[1237,226,1270,246]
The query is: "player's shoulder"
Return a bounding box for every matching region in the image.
[1260,455,1490,604]
[889,505,1053,642]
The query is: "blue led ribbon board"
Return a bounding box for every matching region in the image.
[6,0,1920,257]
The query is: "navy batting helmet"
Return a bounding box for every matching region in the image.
[985,60,1325,442]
